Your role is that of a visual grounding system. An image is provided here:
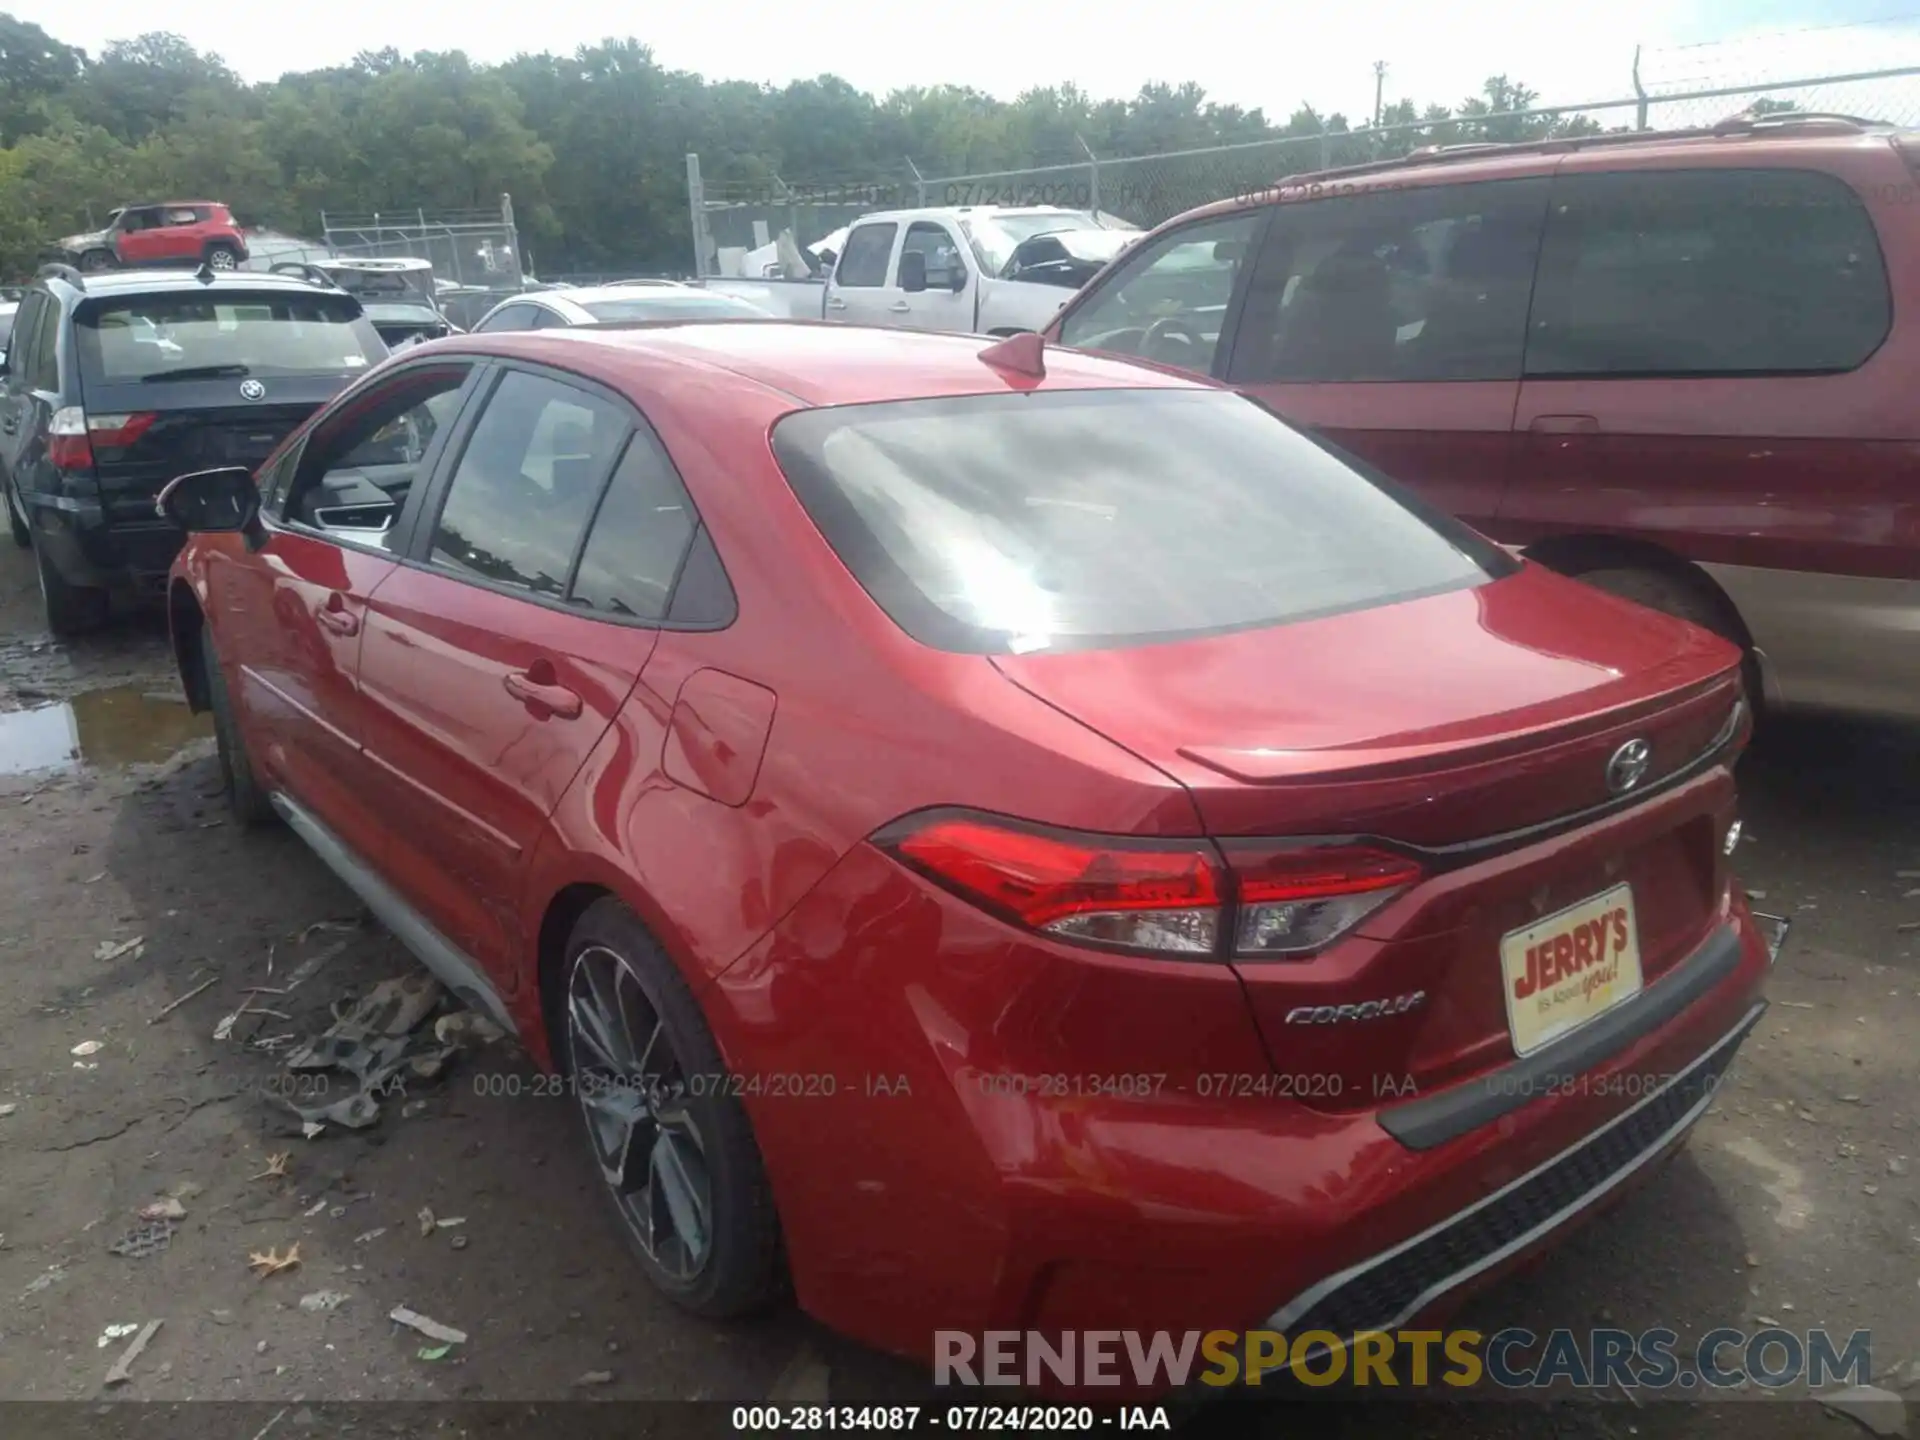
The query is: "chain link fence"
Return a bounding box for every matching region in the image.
[689,51,1920,270]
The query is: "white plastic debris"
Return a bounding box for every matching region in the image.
[389,1305,467,1346]
[298,1290,349,1314]
[70,1041,103,1057]
[94,937,145,962]
[97,1323,140,1349]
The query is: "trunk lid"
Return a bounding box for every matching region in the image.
[993,565,1747,1107]
[74,377,344,528]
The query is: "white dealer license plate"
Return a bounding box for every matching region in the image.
[1499,883,1644,1058]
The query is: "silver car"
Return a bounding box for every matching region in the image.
[471,285,773,332]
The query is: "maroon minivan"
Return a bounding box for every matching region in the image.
[1047,113,1919,723]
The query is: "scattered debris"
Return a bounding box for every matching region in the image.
[435,1011,506,1047]
[102,1319,163,1388]
[248,1243,302,1278]
[1892,1158,1910,1177]
[1746,889,1767,901]
[401,1099,428,1119]
[450,1234,469,1252]
[108,1220,176,1258]
[20,1266,66,1297]
[137,1197,187,1222]
[94,936,145,963]
[249,1408,289,1440]
[303,1198,328,1218]
[298,1289,349,1313]
[574,1370,616,1387]
[270,974,455,1135]
[251,1152,291,1181]
[354,1227,387,1245]
[418,1207,436,1236]
[1818,1383,1909,1437]
[390,1305,467,1346]
[69,1040,103,1057]
[417,1344,453,1362]
[1779,1000,1817,1009]
[435,1215,466,1229]
[96,1323,140,1349]
[0,1103,14,1118]
[1744,1251,1761,1268]
[149,975,216,1023]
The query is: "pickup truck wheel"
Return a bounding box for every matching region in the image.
[204,243,240,271]
[77,249,116,273]
[201,620,275,828]
[559,898,784,1318]
[34,540,108,637]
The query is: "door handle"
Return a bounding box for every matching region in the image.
[504,669,583,719]
[315,595,359,637]
[888,301,911,313]
[825,297,848,310]
[1528,414,1599,434]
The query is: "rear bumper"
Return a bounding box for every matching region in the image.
[28,500,180,594]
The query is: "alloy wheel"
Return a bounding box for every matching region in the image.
[208,250,237,270]
[567,944,714,1281]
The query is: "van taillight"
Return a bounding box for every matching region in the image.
[48,407,156,471]
[875,810,1424,959]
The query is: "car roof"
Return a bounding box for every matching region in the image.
[43,269,348,301]
[848,204,1096,227]
[437,321,1208,408]
[317,256,433,271]
[548,285,765,308]
[119,200,222,210]
[1165,121,1903,228]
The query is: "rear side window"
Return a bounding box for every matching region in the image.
[771,388,1507,655]
[1527,168,1891,376]
[477,303,538,333]
[569,429,699,622]
[75,292,384,382]
[1230,178,1549,383]
[836,223,897,288]
[428,370,630,598]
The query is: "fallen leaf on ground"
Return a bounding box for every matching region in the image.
[247,1244,301,1278]
[249,1152,290,1181]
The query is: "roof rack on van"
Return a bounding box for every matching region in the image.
[1272,112,1882,190]
[36,262,86,291]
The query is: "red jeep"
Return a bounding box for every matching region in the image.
[61,201,249,273]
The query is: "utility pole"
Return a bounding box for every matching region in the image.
[1372,60,1387,129]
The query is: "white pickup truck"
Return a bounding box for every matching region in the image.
[704,205,1140,336]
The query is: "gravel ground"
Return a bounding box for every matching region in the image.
[0,540,1913,1440]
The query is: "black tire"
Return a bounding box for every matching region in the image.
[204,243,241,271]
[77,248,116,273]
[201,620,275,828]
[7,484,29,549]
[33,539,108,637]
[557,898,783,1318]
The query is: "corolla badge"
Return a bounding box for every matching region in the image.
[239,379,266,401]
[1606,738,1652,796]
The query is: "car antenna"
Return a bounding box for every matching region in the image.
[978,331,1045,379]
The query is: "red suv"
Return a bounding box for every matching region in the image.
[1050,114,1919,725]
[60,201,249,273]
[160,324,1776,1391]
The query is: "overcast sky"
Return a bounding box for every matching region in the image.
[15,0,1919,122]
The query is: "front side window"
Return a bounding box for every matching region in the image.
[281,363,473,547]
[1056,211,1262,376]
[428,370,630,597]
[772,387,1507,654]
[74,293,384,382]
[1230,178,1548,384]
[1527,168,1891,377]
[835,223,898,288]
[26,295,59,390]
[899,223,966,287]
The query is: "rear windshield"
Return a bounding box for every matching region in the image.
[771,387,1510,654]
[577,294,768,322]
[76,292,384,383]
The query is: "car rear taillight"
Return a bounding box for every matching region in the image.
[48,407,156,472]
[1220,842,1423,958]
[875,811,1425,959]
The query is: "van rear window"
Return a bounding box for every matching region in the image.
[771,387,1509,655]
[76,292,384,383]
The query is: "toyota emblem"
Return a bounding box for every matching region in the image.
[1605,738,1652,796]
[239,379,266,401]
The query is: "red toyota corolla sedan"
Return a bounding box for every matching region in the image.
[158,321,1777,1388]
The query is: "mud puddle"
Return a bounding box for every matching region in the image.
[0,682,209,775]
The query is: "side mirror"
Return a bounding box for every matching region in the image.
[899,250,928,293]
[156,466,265,547]
[949,263,969,294]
